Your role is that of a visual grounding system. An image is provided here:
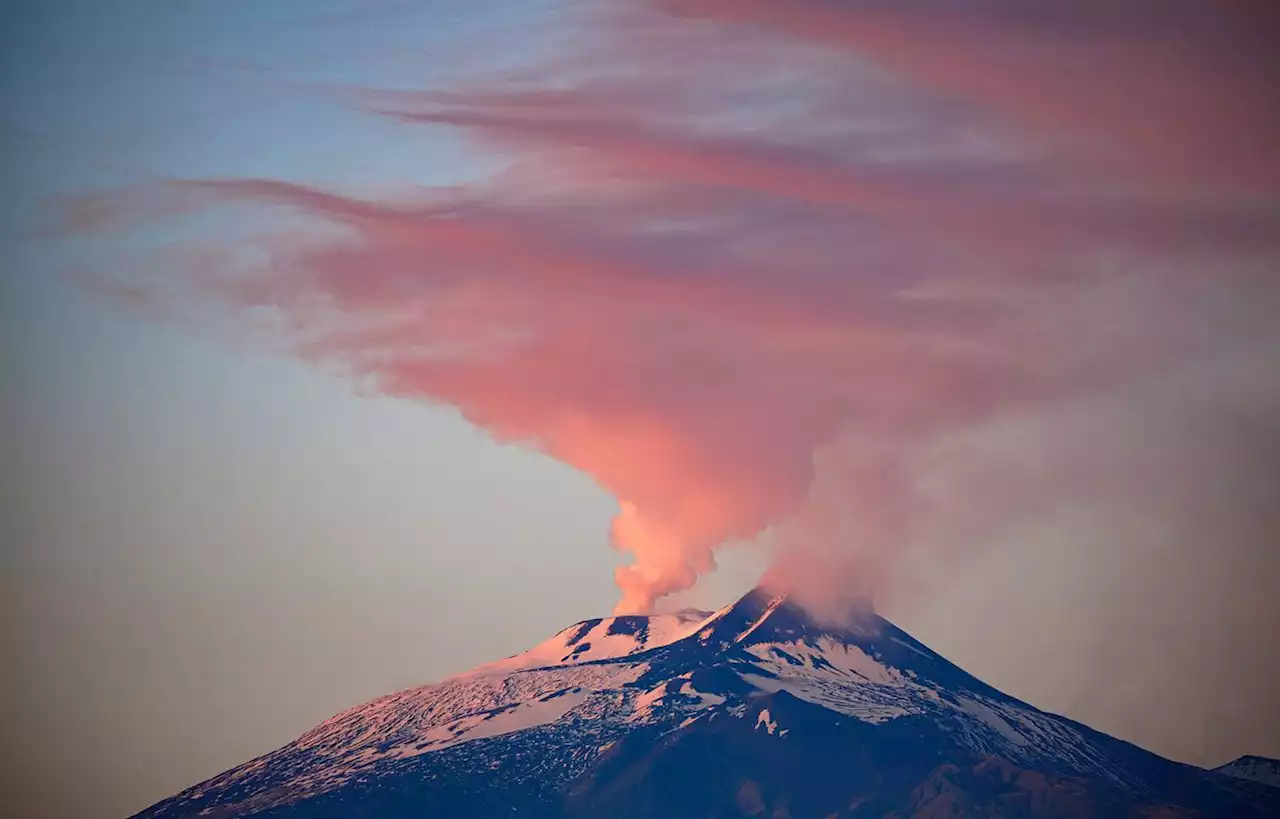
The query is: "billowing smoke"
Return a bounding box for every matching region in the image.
[63,0,1279,618]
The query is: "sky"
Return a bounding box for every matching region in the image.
[2,2,1278,818]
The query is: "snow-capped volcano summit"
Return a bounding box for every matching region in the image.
[133,587,1278,819]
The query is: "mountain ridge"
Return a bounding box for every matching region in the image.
[1217,755,1280,788]
[131,587,1280,819]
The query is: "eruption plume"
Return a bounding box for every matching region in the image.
[60,0,1280,616]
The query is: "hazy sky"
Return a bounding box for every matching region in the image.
[3,3,1278,819]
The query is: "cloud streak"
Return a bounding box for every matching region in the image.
[61,0,1280,620]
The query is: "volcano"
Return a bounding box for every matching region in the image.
[133,588,1278,818]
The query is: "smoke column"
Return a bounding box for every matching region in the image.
[62,0,1280,616]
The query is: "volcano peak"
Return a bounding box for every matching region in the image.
[131,586,1280,819]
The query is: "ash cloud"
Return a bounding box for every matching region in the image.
[63,0,1280,633]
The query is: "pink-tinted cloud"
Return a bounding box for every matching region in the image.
[62,0,1280,617]
[659,0,1280,192]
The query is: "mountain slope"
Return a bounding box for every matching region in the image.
[133,588,1279,819]
[1217,755,1280,788]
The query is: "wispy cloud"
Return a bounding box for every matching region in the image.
[60,0,1280,619]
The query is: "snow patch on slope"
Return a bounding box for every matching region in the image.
[1216,755,1280,787]
[397,689,590,757]
[466,610,711,677]
[735,595,788,643]
[956,695,1029,747]
[627,673,727,724]
[755,709,779,735]
[297,660,648,770]
[741,673,915,724]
